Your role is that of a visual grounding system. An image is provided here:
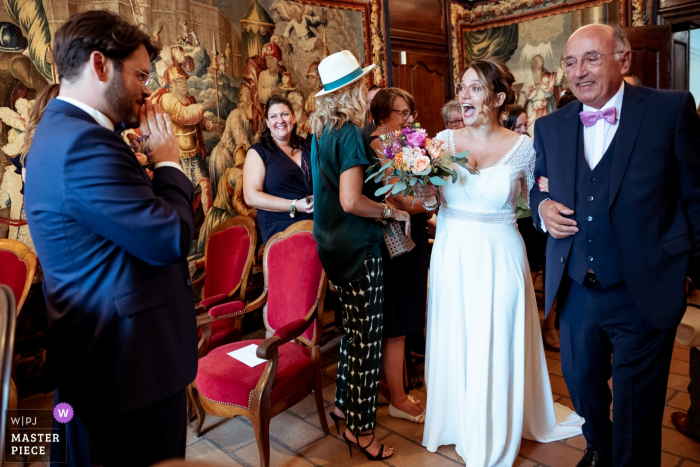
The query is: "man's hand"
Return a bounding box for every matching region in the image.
[540,200,578,239]
[206,121,223,133]
[140,102,180,164]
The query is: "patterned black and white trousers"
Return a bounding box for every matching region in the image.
[334,255,384,433]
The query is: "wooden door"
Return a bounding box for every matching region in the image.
[671,30,689,91]
[623,25,670,89]
[388,0,452,137]
[391,48,452,136]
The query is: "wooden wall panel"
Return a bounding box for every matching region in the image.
[388,0,448,45]
[624,25,670,88]
[392,48,451,136]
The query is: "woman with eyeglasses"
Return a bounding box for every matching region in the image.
[243,95,313,244]
[367,87,428,424]
[441,99,466,130]
[421,60,582,464]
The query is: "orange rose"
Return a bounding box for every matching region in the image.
[413,155,431,172]
[393,152,404,170]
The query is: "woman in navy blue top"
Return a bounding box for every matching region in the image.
[243,96,313,244]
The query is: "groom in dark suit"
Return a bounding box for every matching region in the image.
[24,10,197,466]
[531,24,700,467]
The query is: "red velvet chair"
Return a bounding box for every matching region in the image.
[0,239,37,313]
[193,216,257,356]
[188,220,330,467]
[0,285,17,460]
[0,239,36,411]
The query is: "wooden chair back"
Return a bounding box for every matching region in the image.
[262,221,327,348]
[201,216,257,302]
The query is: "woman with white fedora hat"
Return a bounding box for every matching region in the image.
[310,50,411,461]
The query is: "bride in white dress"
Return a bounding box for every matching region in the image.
[422,60,583,466]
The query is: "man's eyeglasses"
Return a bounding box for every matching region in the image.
[560,51,624,72]
[454,84,483,97]
[124,62,152,88]
[392,109,418,121]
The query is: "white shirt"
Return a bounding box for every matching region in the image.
[538,82,625,231]
[581,81,624,169]
[56,96,183,173]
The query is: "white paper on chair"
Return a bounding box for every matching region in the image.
[227,344,267,367]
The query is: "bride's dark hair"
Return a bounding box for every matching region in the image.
[465,59,516,125]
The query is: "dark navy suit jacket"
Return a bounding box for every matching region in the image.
[531,83,700,330]
[24,99,198,414]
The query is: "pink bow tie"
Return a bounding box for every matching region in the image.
[579,107,616,127]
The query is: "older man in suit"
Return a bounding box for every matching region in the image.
[24,10,197,466]
[531,24,700,467]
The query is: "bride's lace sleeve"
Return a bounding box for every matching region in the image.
[519,139,536,208]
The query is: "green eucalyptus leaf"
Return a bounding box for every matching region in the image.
[391,181,407,194]
[375,184,394,196]
[429,176,447,186]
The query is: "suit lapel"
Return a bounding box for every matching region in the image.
[610,83,646,207]
[555,101,582,208]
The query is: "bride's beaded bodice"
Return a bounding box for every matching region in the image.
[434,130,535,224]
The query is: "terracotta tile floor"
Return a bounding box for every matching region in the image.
[13,289,700,467]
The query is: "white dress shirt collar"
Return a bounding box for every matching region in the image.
[57,96,115,132]
[581,81,625,121]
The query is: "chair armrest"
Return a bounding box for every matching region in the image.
[256,300,318,359]
[273,318,310,342]
[199,293,229,309]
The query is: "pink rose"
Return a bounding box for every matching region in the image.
[406,131,426,148]
[413,155,431,172]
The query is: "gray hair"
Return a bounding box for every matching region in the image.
[441,99,462,126]
[612,24,631,60]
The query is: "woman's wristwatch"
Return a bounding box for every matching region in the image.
[290,199,297,218]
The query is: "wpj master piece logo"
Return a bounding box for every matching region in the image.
[4,402,70,463]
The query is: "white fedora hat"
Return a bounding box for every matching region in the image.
[315,50,375,97]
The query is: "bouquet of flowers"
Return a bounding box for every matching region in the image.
[367,123,476,209]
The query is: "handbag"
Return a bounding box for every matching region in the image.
[315,133,414,259]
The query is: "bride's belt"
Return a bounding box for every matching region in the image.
[440,206,515,225]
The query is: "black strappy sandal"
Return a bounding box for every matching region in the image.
[328,408,345,433]
[342,429,393,461]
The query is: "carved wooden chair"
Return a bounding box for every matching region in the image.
[0,284,17,459]
[193,216,257,356]
[188,220,330,467]
[0,239,37,411]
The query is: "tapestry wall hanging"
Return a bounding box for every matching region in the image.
[0,0,388,263]
[450,0,615,84]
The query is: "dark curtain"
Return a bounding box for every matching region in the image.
[463,24,519,66]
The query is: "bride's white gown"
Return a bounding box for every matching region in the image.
[422,131,583,466]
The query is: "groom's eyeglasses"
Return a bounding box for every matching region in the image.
[123,62,153,88]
